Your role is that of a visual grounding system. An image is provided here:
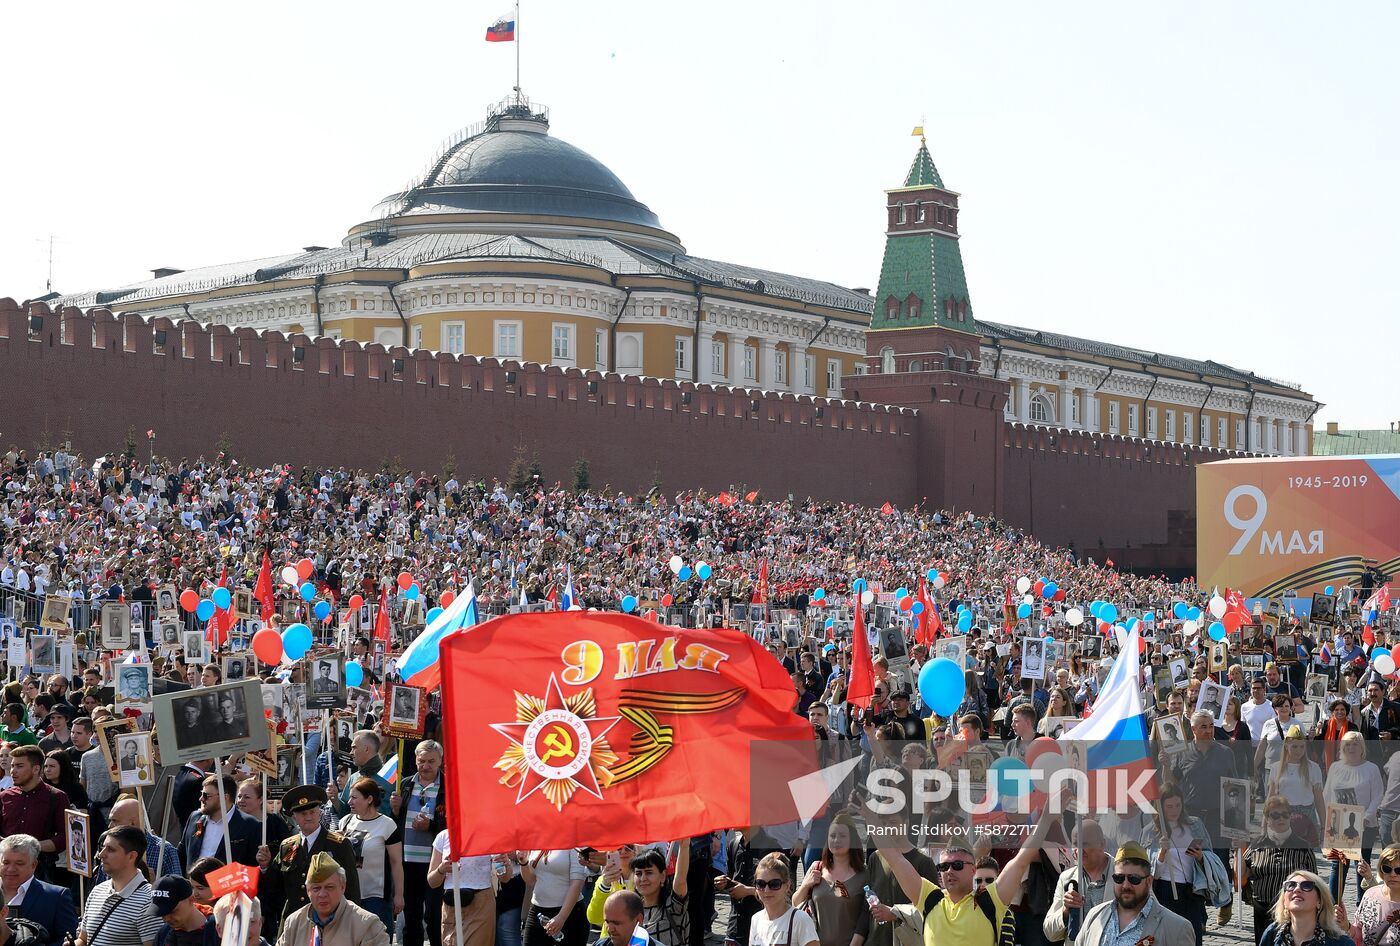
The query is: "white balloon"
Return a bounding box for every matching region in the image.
[861,590,874,605]
[1377,654,1397,676]
[1065,607,1084,627]
[932,574,946,589]
[1182,619,1198,635]
[1208,596,1227,619]
[1016,577,1032,595]
[280,566,299,587]
[668,555,684,574]
[1023,594,1035,606]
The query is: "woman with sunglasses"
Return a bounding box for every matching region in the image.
[792,816,869,946]
[749,853,819,946]
[1351,844,1400,946]
[1243,796,1319,942]
[1266,727,1325,846]
[1260,870,1350,946]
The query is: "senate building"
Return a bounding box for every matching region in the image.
[55,94,1318,456]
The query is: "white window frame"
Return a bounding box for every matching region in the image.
[412,325,424,350]
[897,204,907,224]
[710,340,724,379]
[826,359,841,396]
[1165,409,1176,441]
[1200,414,1211,446]
[1128,403,1139,436]
[551,322,576,364]
[1030,394,1053,424]
[674,335,691,378]
[494,320,522,359]
[804,354,815,391]
[1071,395,1080,425]
[595,329,608,370]
[1108,401,1121,434]
[1146,406,1158,438]
[1218,417,1228,447]
[441,321,465,355]
[1182,412,1193,444]
[1236,420,1246,450]
[774,348,787,385]
[742,345,756,381]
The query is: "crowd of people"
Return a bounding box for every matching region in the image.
[0,444,1394,946]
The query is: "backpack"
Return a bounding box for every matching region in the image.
[918,887,1014,946]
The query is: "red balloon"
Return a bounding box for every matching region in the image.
[899,597,913,611]
[397,571,413,590]
[661,594,674,607]
[179,589,199,613]
[252,628,284,665]
[348,594,365,611]
[1024,736,1062,772]
[1032,580,1045,596]
[441,590,455,607]
[1053,588,1066,601]
[1222,611,1243,632]
[296,558,315,580]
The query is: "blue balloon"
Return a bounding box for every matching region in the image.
[1100,603,1118,624]
[211,587,231,611]
[1044,635,1055,643]
[1016,602,1032,619]
[912,601,925,615]
[427,607,444,623]
[918,658,966,716]
[282,623,312,660]
[344,661,364,688]
[1325,585,1335,596]
[927,568,940,583]
[813,588,826,601]
[1172,602,1188,619]
[1144,611,1156,623]
[989,756,1031,800]
[697,564,712,580]
[678,567,692,581]
[621,595,638,613]
[196,599,215,621]
[1208,622,1226,641]
[1089,601,1103,619]
[1373,647,1391,661]
[895,587,909,600]
[825,618,834,629]
[1043,582,1058,599]
[957,613,973,633]
[299,582,316,601]
[852,578,867,593]
[404,584,420,601]
[313,600,331,620]
[1186,606,1202,621]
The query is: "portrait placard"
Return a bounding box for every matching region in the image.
[386,683,428,738]
[1323,803,1367,860]
[1219,778,1252,841]
[115,663,153,707]
[96,716,136,779]
[1208,640,1229,674]
[30,634,57,673]
[100,602,132,651]
[1274,633,1299,664]
[181,630,209,665]
[223,655,249,683]
[1195,679,1229,721]
[305,654,345,710]
[155,585,179,620]
[116,731,156,788]
[1305,673,1329,704]
[233,589,253,621]
[152,678,270,766]
[40,594,73,632]
[66,809,92,877]
[1020,637,1046,680]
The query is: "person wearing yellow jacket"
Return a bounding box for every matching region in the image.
[585,843,690,946]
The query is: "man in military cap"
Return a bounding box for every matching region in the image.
[255,786,360,924]
[276,852,387,946]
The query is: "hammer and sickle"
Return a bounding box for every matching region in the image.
[540,725,575,765]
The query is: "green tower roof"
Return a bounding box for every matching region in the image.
[904,140,944,188]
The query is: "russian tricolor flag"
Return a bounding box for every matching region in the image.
[379,754,399,786]
[1059,626,1156,808]
[398,581,479,691]
[486,14,516,42]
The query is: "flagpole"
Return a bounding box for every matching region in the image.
[514,0,521,99]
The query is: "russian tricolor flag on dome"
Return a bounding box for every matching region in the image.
[486,14,516,41]
[1058,626,1156,808]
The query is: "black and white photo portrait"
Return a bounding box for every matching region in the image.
[30,635,57,672]
[116,663,152,705]
[305,655,345,710]
[153,679,268,766]
[181,630,208,664]
[1021,637,1046,680]
[100,602,132,651]
[1195,679,1229,721]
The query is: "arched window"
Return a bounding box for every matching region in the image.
[880,347,895,374]
[909,360,922,372]
[885,297,900,321]
[1030,393,1055,424]
[906,294,922,320]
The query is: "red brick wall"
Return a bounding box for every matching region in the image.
[1,300,918,505]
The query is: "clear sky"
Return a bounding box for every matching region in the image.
[2,1,1395,427]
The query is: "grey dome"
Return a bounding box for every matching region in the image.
[386,126,664,230]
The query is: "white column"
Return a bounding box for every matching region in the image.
[696,324,716,384]
[729,335,747,386]
[1248,417,1260,452]
[790,341,810,395]
[1296,422,1309,456]
[758,338,780,391]
[1060,380,1076,428]
[1266,418,1277,454]
[1017,378,1032,422]
[1084,393,1099,432]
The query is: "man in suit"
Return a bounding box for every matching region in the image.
[0,833,78,946]
[1358,679,1400,761]
[171,760,212,833]
[254,784,360,924]
[179,774,261,871]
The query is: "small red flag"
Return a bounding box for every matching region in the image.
[254,550,275,622]
[374,584,392,643]
[744,490,759,503]
[205,862,259,898]
[880,502,894,515]
[847,598,874,711]
[439,612,815,855]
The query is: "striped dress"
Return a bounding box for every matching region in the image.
[1244,836,1318,941]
